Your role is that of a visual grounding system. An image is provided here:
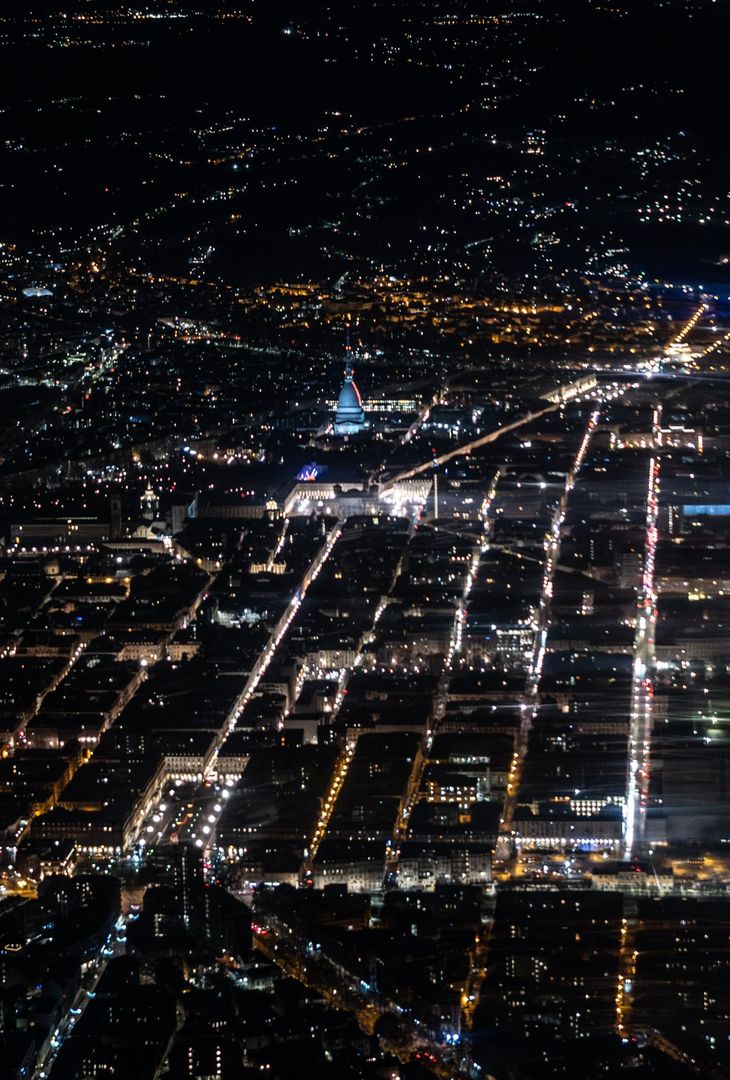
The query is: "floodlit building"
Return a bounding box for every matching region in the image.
[333,359,366,435]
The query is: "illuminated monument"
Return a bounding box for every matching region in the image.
[141,482,160,522]
[333,355,366,435]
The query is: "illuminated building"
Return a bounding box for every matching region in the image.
[333,359,365,435]
[141,482,160,522]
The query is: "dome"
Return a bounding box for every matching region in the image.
[334,363,365,434]
[337,378,362,414]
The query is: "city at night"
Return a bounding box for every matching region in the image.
[0,2,729,1078]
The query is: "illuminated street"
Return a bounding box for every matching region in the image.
[0,3,728,1078]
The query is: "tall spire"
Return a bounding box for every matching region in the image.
[344,319,355,381]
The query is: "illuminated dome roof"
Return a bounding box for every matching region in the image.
[334,362,365,434]
[337,372,362,414]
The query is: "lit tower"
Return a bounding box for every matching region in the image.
[141,482,159,522]
[333,349,366,435]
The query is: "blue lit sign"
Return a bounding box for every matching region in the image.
[683,504,730,516]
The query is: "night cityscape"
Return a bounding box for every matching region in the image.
[1,2,730,1078]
